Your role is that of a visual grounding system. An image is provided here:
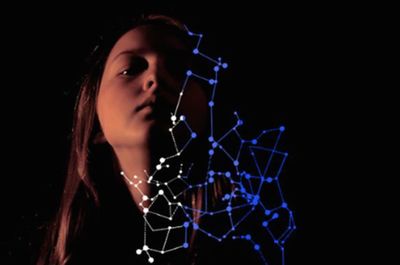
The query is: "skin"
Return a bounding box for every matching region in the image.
[96,25,208,208]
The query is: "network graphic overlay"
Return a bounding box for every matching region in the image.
[120,26,296,264]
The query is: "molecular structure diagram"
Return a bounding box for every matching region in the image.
[120,25,296,264]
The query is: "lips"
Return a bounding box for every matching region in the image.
[135,98,155,113]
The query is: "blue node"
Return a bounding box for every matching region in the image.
[186,70,192,76]
[212,142,218,148]
[209,79,215,85]
[245,234,251,240]
[266,177,273,183]
[208,101,214,107]
[264,210,271,216]
[272,213,279,219]
[254,244,260,251]
[226,206,232,212]
[209,170,215,176]
[262,221,269,227]
[208,177,214,183]
[224,194,230,200]
[208,149,214,155]
[233,160,239,166]
[183,222,189,228]
[225,172,231,177]
[245,174,251,179]
[191,132,197,138]
[193,223,199,230]
[279,126,285,132]
[222,62,228,68]
[183,243,189,248]
[282,202,288,208]
[193,48,199,54]
[251,139,257,144]
[208,136,214,142]
[213,66,220,72]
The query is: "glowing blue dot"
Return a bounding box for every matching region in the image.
[266,177,273,183]
[224,194,230,200]
[226,206,232,212]
[285,152,288,157]
[209,79,215,85]
[193,223,199,230]
[191,132,197,138]
[264,210,271,216]
[188,185,192,188]
[222,63,228,68]
[251,139,257,144]
[262,221,269,227]
[183,243,189,248]
[208,101,214,107]
[183,222,189,228]
[280,126,285,132]
[233,160,239,166]
[237,120,243,126]
[272,213,279,219]
[193,48,199,54]
[212,142,218,148]
[209,170,215,176]
[245,234,251,240]
[282,202,288,208]
[225,172,231,177]
[245,174,251,179]
[254,244,260,251]
[186,70,192,76]
[208,177,214,183]
[208,136,214,142]
[213,66,220,72]
[208,149,214,155]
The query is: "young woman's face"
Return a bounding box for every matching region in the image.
[97,25,208,148]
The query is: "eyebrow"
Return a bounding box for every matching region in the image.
[111,48,147,64]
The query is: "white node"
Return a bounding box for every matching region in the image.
[159,157,166,163]
[171,115,177,121]
[156,164,162,170]
[136,249,142,255]
[143,208,149,214]
[148,257,154,263]
[142,195,148,201]
[143,245,149,251]
[158,189,164,195]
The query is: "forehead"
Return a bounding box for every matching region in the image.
[108,25,187,59]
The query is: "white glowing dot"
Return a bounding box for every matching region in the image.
[133,175,138,179]
[139,202,142,206]
[169,217,172,220]
[177,152,181,156]
[158,189,164,195]
[177,175,181,178]
[159,157,165,163]
[161,251,165,254]
[129,181,133,185]
[180,115,186,121]
[178,202,182,206]
[173,196,177,199]
[136,249,142,255]
[168,202,171,205]
[156,165,162,170]
[179,92,183,96]
[148,257,154,263]
[166,164,170,168]
[138,180,142,184]
[142,195,148,201]
[171,115,177,121]
[143,208,149,214]
[134,184,138,188]
[143,245,149,251]
[169,128,172,132]
[168,226,171,230]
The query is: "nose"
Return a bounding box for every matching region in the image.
[142,59,163,92]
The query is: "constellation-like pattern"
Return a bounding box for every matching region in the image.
[120,25,296,264]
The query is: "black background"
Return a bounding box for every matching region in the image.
[2,1,387,264]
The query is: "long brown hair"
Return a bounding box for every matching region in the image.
[37,14,203,265]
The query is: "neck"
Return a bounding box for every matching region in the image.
[114,144,152,210]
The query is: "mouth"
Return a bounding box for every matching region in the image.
[136,98,155,113]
